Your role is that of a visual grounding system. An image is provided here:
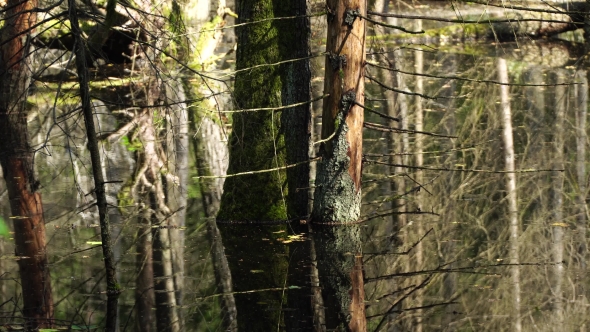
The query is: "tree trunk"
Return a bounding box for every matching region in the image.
[0,0,54,327]
[216,0,313,329]
[192,111,238,331]
[68,1,120,329]
[164,77,188,326]
[177,1,238,329]
[312,0,365,224]
[413,28,424,332]
[574,71,588,320]
[550,69,565,331]
[497,57,522,332]
[217,0,288,222]
[575,71,588,270]
[311,0,367,330]
[135,220,156,332]
[276,2,314,330]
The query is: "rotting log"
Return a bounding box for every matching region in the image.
[0,0,54,327]
[370,2,585,44]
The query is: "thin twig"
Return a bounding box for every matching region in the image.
[365,159,563,173]
[220,95,328,113]
[367,61,580,87]
[194,157,321,179]
[364,121,458,138]
[358,13,424,34]
[355,101,399,122]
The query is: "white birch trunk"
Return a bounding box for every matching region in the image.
[497,57,522,332]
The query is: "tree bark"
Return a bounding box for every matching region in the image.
[311,1,367,330]
[0,0,54,327]
[312,0,366,224]
[550,69,565,330]
[135,221,156,332]
[275,2,314,330]
[68,0,120,329]
[497,57,522,332]
[413,29,424,332]
[575,71,588,271]
[179,1,238,329]
[217,0,288,222]
[216,0,313,330]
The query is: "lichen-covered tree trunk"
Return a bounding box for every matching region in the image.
[311,0,366,330]
[0,0,54,328]
[174,1,239,329]
[312,0,365,224]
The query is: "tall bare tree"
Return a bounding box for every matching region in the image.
[497,57,521,332]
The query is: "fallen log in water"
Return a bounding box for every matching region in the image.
[368,1,585,44]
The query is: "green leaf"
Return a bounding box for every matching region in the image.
[0,217,9,238]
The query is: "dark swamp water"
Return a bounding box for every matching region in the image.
[2,0,590,331]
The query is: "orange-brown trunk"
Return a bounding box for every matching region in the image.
[0,0,53,327]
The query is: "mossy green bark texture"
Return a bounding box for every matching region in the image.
[217,0,287,222]
[274,1,312,220]
[216,0,314,330]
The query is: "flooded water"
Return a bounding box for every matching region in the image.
[1,3,590,331]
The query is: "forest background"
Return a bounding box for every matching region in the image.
[0,0,589,331]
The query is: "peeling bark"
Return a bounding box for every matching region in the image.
[312,0,366,223]
[311,0,367,330]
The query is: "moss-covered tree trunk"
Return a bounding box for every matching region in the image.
[0,0,54,328]
[311,0,366,330]
[275,1,314,330]
[217,0,313,330]
[217,1,287,222]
